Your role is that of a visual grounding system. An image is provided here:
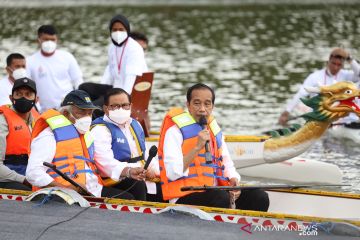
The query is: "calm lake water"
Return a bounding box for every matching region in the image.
[0,1,359,193]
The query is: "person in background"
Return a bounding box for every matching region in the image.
[79,15,149,119]
[91,88,160,201]
[102,14,148,93]
[158,83,269,211]
[0,78,39,190]
[27,25,83,111]
[26,90,146,198]
[278,47,360,126]
[129,31,149,52]
[0,53,27,105]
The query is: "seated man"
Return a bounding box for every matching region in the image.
[0,78,39,190]
[91,88,161,201]
[158,83,269,211]
[26,90,146,198]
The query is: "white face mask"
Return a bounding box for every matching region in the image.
[73,116,92,134]
[109,108,131,125]
[111,31,128,45]
[41,40,57,54]
[12,68,27,80]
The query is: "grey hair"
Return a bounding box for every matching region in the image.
[58,105,72,114]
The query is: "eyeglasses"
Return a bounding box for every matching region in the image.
[108,103,131,110]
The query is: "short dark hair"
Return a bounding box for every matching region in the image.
[104,88,131,106]
[38,25,57,37]
[129,31,148,44]
[186,83,215,104]
[6,53,25,67]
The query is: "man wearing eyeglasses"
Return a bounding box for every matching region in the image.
[278,47,360,126]
[91,88,158,201]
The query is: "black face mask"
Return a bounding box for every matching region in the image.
[12,97,35,113]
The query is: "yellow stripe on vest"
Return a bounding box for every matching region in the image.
[46,115,72,130]
[172,112,196,128]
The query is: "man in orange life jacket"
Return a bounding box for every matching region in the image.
[158,83,269,211]
[26,90,146,198]
[0,78,39,190]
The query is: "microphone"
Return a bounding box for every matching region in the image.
[199,116,212,164]
[144,145,158,170]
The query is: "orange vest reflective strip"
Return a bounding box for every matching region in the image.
[158,108,229,201]
[31,109,102,189]
[0,105,39,156]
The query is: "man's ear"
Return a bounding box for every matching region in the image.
[35,96,39,103]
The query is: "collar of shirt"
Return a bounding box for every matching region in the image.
[325,68,337,78]
[7,76,14,86]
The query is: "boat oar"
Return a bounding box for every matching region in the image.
[43,162,95,197]
[181,184,350,192]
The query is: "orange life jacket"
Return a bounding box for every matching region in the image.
[31,109,102,188]
[0,105,39,174]
[158,108,229,201]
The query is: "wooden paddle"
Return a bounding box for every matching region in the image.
[43,162,95,197]
[181,184,350,192]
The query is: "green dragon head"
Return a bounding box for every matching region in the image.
[301,81,360,122]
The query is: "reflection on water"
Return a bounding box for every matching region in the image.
[0,3,359,192]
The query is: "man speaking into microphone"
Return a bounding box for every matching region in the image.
[158,83,269,211]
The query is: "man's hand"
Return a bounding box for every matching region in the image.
[278,111,290,126]
[145,169,157,180]
[195,129,210,151]
[129,167,146,181]
[229,177,241,200]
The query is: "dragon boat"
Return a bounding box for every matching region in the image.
[144,82,360,184]
[1,82,360,239]
[0,187,359,239]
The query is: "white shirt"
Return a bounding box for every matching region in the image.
[286,60,360,113]
[91,115,158,194]
[0,76,13,106]
[285,60,360,123]
[163,125,240,203]
[26,127,102,197]
[27,50,83,111]
[101,38,148,94]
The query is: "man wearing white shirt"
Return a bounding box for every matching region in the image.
[102,14,148,93]
[26,89,146,198]
[27,25,83,111]
[158,83,269,211]
[78,14,148,119]
[278,48,360,126]
[91,88,159,201]
[0,53,27,105]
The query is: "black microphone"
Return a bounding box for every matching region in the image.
[199,116,212,164]
[144,145,158,170]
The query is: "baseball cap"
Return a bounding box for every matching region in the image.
[61,90,99,109]
[12,77,37,94]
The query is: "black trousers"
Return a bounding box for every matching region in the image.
[101,186,135,199]
[112,178,147,201]
[176,189,269,211]
[0,182,31,191]
[146,182,167,203]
